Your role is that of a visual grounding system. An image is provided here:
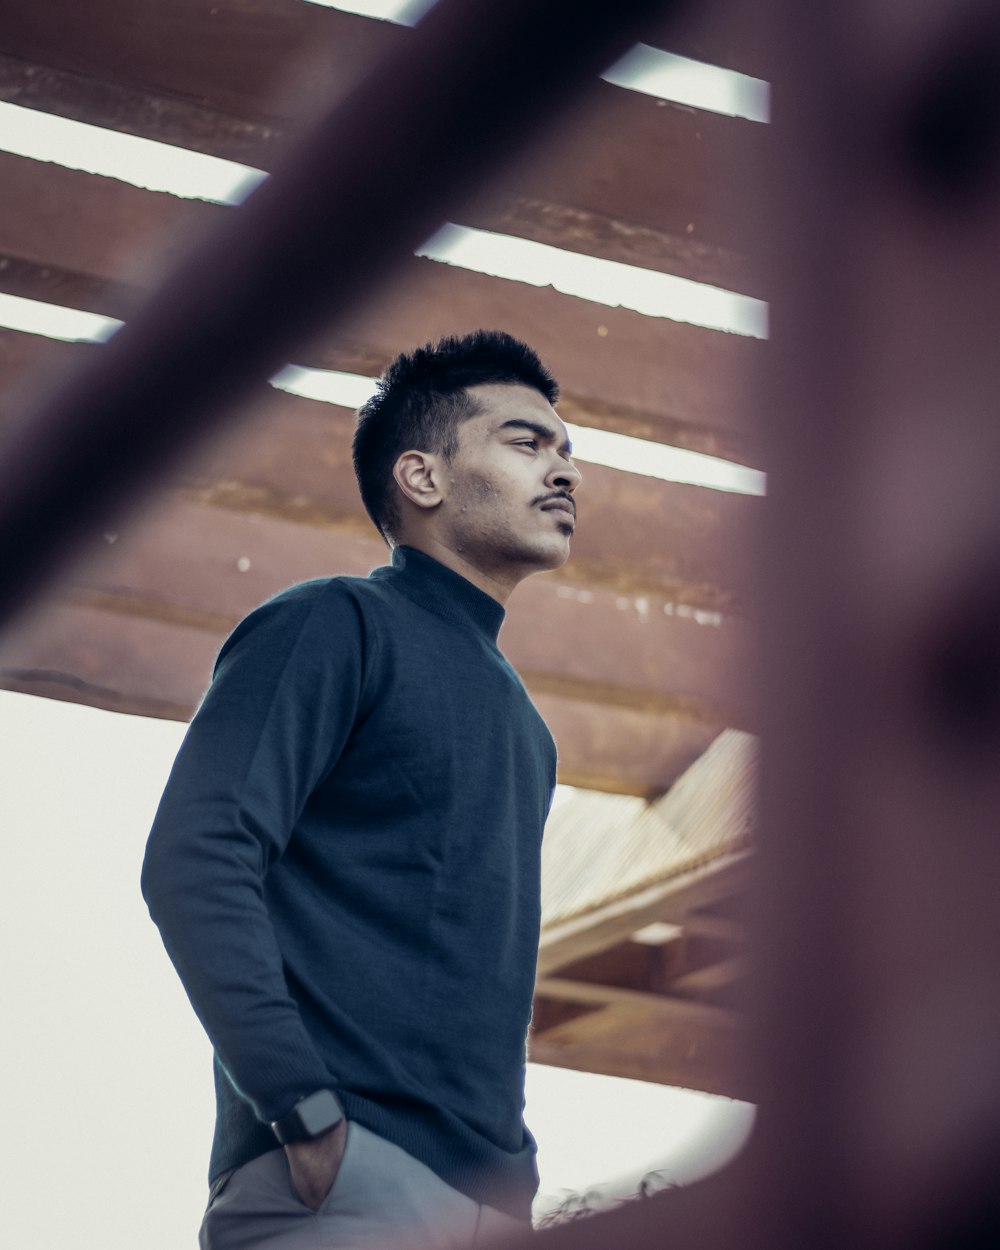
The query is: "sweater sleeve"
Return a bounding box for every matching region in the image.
[141,581,366,1124]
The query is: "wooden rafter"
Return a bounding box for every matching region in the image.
[0,152,762,466]
[0,1,764,295]
[538,849,753,976]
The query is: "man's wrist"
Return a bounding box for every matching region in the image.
[271,1089,344,1145]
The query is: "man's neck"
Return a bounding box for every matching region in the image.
[394,538,518,606]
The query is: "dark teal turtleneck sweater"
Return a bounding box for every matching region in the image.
[141,547,557,1218]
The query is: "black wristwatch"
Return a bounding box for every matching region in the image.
[271,1089,345,1145]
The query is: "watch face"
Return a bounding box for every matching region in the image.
[299,1089,343,1137]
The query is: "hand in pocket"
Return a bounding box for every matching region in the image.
[285,1120,349,1211]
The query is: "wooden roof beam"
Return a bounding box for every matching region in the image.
[0,593,726,797]
[534,975,744,1032]
[53,496,749,722]
[0,2,764,293]
[0,327,759,612]
[529,983,751,1097]
[0,153,762,465]
[0,0,700,628]
[538,850,752,975]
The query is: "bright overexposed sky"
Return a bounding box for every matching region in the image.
[0,690,754,1247]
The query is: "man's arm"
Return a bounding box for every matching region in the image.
[141,584,366,1144]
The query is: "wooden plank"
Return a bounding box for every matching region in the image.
[0,1,388,124]
[0,601,215,721]
[649,0,771,79]
[0,2,763,294]
[535,976,744,1031]
[0,325,94,395]
[682,911,747,945]
[666,954,750,997]
[538,850,752,974]
[0,153,762,464]
[59,490,748,727]
[0,326,759,616]
[0,153,217,290]
[529,989,751,1097]
[531,694,721,798]
[0,53,756,297]
[548,933,691,997]
[0,596,724,797]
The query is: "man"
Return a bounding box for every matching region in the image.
[141,329,582,1249]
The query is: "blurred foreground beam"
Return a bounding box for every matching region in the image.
[502,0,1000,1245]
[745,2,1000,1247]
[0,0,684,630]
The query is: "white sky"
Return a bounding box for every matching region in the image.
[0,689,753,1246]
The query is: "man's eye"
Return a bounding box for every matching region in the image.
[515,439,538,449]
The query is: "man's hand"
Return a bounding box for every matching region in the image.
[284,1119,348,1211]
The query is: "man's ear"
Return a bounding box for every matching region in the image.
[392,450,444,511]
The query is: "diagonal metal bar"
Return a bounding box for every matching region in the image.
[0,0,685,628]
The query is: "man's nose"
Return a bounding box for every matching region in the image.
[548,457,582,492]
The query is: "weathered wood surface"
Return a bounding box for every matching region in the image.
[0,595,724,796]
[0,153,762,465]
[0,471,748,711]
[0,315,754,792]
[531,694,721,797]
[529,985,751,1098]
[538,850,752,974]
[58,490,747,712]
[649,0,770,78]
[0,2,763,295]
[530,820,752,1094]
[0,326,757,615]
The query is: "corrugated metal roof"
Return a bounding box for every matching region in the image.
[541,728,757,930]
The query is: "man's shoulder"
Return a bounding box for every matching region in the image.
[217,575,383,664]
[261,575,371,614]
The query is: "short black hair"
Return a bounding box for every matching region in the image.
[352,329,559,544]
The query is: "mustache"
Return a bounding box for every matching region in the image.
[534,492,576,517]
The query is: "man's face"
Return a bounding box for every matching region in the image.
[436,382,582,579]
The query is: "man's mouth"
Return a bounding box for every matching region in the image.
[540,499,576,524]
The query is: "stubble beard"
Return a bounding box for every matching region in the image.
[449,477,570,577]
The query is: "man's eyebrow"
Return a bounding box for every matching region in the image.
[496,419,573,456]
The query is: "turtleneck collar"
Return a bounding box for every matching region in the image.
[370,545,506,644]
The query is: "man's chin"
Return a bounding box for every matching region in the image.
[528,537,572,573]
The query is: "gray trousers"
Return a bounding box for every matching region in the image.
[199,1123,531,1249]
